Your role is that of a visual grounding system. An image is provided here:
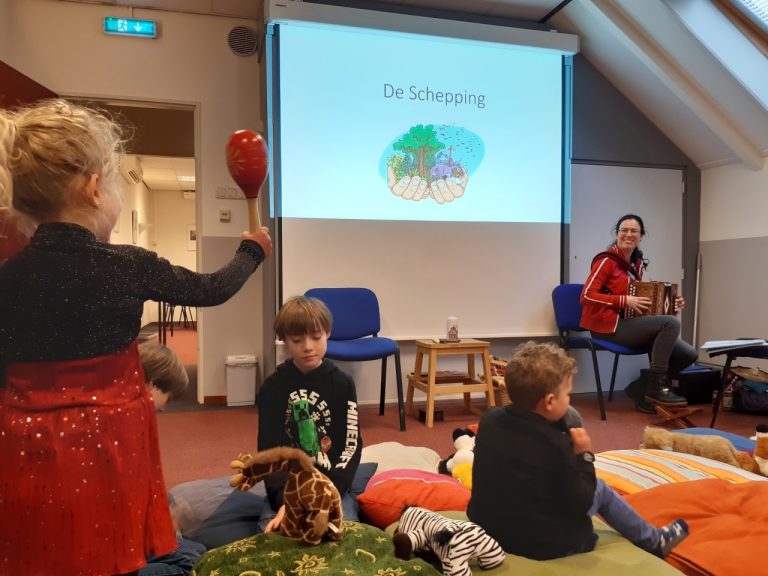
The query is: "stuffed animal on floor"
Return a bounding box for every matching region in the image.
[752,424,768,476]
[229,446,344,546]
[642,426,761,475]
[393,506,505,576]
[438,428,475,489]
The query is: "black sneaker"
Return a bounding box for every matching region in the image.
[645,386,688,407]
[655,519,689,557]
[634,396,657,414]
[624,377,642,400]
[624,373,655,413]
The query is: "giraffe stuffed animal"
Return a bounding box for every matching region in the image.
[230,446,344,546]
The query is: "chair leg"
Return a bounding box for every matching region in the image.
[165,304,175,337]
[379,358,387,416]
[589,348,607,421]
[180,306,192,329]
[395,350,405,432]
[607,355,620,401]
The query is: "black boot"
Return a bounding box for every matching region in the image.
[625,370,656,414]
[645,371,688,407]
[625,372,643,399]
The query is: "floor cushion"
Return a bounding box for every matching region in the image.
[170,476,252,538]
[172,462,378,549]
[187,484,266,549]
[192,520,442,576]
[357,468,470,528]
[595,449,765,496]
[626,478,768,576]
[361,441,441,473]
[385,511,684,576]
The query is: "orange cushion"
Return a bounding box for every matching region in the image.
[357,469,470,529]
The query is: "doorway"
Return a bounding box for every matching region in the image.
[70,98,200,402]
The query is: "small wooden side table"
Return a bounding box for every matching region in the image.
[406,338,496,427]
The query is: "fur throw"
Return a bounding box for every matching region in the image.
[642,426,761,474]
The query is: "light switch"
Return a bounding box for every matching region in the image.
[219,208,232,222]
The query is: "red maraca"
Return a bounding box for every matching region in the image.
[226,129,269,231]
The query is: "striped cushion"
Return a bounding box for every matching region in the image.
[595,449,766,495]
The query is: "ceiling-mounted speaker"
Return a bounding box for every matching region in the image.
[228,26,258,57]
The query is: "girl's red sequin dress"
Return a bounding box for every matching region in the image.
[0,343,176,575]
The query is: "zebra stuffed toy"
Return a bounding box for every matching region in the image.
[393,506,505,576]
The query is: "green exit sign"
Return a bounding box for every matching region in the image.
[104,17,158,39]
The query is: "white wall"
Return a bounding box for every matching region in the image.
[153,190,197,272]
[698,162,768,358]
[135,189,198,324]
[701,162,768,242]
[0,0,265,398]
[111,179,154,324]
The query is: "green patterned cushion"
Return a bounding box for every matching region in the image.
[192,520,442,576]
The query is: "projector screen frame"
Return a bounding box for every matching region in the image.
[266,1,579,55]
[266,2,577,339]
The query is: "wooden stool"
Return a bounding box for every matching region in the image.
[484,355,510,406]
[651,404,703,429]
[406,338,496,428]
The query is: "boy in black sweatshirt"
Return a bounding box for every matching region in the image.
[256,295,362,532]
[468,341,688,560]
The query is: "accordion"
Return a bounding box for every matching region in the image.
[622,281,678,318]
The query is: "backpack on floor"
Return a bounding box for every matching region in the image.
[729,366,768,415]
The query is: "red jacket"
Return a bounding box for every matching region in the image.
[580,245,643,333]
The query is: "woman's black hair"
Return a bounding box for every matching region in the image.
[613,213,646,236]
[611,213,649,270]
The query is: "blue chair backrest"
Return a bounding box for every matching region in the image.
[304,287,381,341]
[552,284,587,333]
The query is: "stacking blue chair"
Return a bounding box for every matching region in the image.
[551,284,650,420]
[304,287,406,431]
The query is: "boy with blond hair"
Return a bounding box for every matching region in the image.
[468,341,687,560]
[256,295,362,532]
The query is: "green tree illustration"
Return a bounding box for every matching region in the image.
[392,125,445,179]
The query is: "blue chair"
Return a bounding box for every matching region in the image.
[551,284,649,420]
[304,288,406,431]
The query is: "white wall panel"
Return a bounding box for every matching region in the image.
[701,163,768,242]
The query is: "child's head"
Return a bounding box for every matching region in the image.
[0,99,126,240]
[274,296,332,373]
[504,341,577,421]
[139,341,189,411]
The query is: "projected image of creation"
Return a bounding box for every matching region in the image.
[380,124,484,205]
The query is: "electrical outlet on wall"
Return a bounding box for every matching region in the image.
[219,208,232,222]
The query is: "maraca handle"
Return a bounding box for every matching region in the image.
[248,198,261,232]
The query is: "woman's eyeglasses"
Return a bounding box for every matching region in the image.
[618,228,641,235]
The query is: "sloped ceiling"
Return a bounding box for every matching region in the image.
[55,0,768,171]
[374,0,768,169]
[552,0,768,169]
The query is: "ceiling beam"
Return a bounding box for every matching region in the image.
[588,0,764,169]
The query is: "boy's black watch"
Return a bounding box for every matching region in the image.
[578,451,595,463]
